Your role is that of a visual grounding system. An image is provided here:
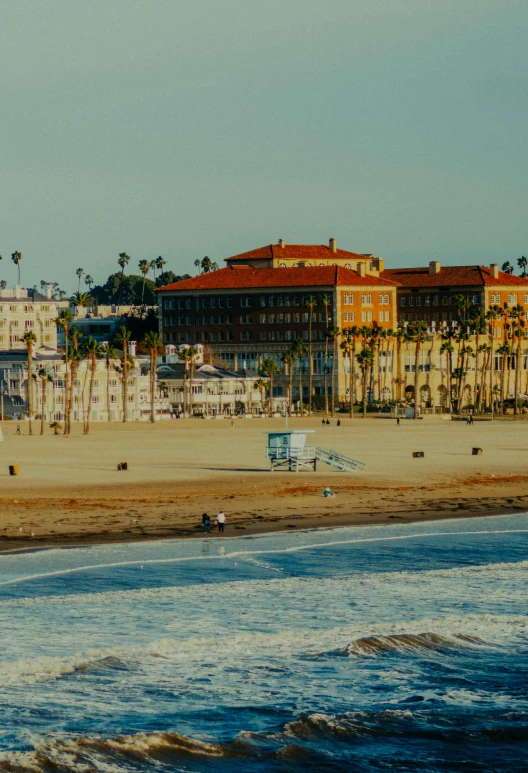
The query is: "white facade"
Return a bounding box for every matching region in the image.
[0,287,59,351]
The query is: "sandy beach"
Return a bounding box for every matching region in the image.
[1,415,527,551]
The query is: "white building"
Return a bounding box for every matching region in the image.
[0,286,59,351]
[0,346,170,423]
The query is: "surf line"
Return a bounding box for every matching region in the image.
[0,528,527,588]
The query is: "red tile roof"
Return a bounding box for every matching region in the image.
[382,265,528,288]
[225,243,376,264]
[157,266,398,292]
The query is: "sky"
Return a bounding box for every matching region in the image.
[0,0,526,292]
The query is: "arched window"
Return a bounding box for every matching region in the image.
[279,262,286,268]
[344,263,351,269]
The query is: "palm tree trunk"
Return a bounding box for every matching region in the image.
[362,368,367,418]
[298,359,304,417]
[182,364,187,417]
[106,362,112,421]
[413,341,420,419]
[323,336,328,416]
[150,349,156,423]
[85,354,96,435]
[331,336,337,418]
[41,379,45,435]
[288,366,293,415]
[514,338,521,419]
[122,355,129,422]
[27,346,33,435]
[474,336,480,414]
[308,317,313,415]
[269,373,273,418]
[350,340,356,418]
[63,329,70,435]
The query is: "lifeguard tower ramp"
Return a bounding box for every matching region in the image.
[266,431,365,472]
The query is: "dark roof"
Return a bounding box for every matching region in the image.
[382,265,528,288]
[157,266,397,293]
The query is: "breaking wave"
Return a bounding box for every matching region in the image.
[345,631,489,658]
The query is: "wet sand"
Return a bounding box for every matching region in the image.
[1,416,527,551]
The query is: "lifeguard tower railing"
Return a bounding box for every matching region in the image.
[267,444,318,472]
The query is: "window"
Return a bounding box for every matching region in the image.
[260,313,266,324]
[210,298,216,309]
[128,395,134,403]
[294,313,300,323]
[285,313,291,323]
[202,316,209,326]
[285,296,291,306]
[348,311,355,322]
[424,295,430,306]
[24,320,34,328]
[240,315,252,324]
[344,312,348,322]
[278,313,284,324]
[227,332,233,341]
[218,297,225,308]
[241,296,252,308]
[211,332,217,342]
[110,394,117,403]
[524,293,528,304]
[415,296,421,307]
[408,296,414,307]
[361,311,373,322]
[302,330,308,340]
[361,293,372,305]
[260,295,266,307]
[302,312,309,323]
[286,330,292,340]
[109,379,118,387]
[277,296,283,306]
[185,299,191,310]
[433,295,439,306]
[269,330,275,341]
[508,293,518,305]
[379,293,389,305]
[471,294,481,304]
[260,331,266,341]
[400,297,406,307]
[293,295,300,306]
[186,316,191,325]
[91,396,99,403]
[379,311,390,322]
[227,297,232,308]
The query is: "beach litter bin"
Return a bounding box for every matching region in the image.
[117,462,128,471]
[472,448,483,455]
[412,452,424,458]
[9,465,20,476]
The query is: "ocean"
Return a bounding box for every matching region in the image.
[0,514,527,772]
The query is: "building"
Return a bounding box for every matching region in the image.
[157,260,398,404]
[56,305,139,348]
[225,238,384,275]
[0,286,59,351]
[157,361,268,416]
[0,346,170,423]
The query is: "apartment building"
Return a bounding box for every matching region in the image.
[157,263,398,402]
[0,349,170,422]
[382,262,528,408]
[157,361,268,416]
[0,286,59,351]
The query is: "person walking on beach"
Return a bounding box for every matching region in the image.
[337,419,341,427]
[396,416,400,426]
[203,513,211,533]
[217,510,226,534]
[16,423,21,435]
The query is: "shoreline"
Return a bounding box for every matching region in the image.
[1,493,526,555]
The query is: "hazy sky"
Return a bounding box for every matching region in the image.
[0,0,526,291]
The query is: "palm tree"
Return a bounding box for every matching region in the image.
[55,309,74,433]
[405,321,428,418]
[318,294,331,414]
[469,310,486,413]
[281,349,296,415]
[356,346,374,418]
[501,261,514,275]
[11,251,22,285]
[36,368,54,435]
[453,294,470,324]
[340,332,355,418]
[293,338,308,416]
[49,421,62,435]
[84,274,94,292]
[101,343,117,421]
[517,256,527,278]
[81,337,102,434]
[155,256,166,281]
[143,331,163,423]
[118,252,130,277]
[138,260,150,304]
[114,326,132,422]
[509,305,526,418]
[0,280,6,291]
[75,268,84,293]
[440,338,454,413]
[178,346,198,416]
[305,294,318,413]
[23,330,37,434]
[496,342,511,409]
[254,377,269,414]
[261,358,281,418]
[70,291,94,308]
[326,325,341,417]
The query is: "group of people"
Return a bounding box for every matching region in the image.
[202,511,226,534]
[321,419,341,426]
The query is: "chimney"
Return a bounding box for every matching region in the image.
[329,237,337,253]
[357,262,366,277]
[490,263,499,279]
[128,341,137,357]
[429,261,441,275]
[278,238,285,248]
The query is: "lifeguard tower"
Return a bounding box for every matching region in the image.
[266,430,366,473]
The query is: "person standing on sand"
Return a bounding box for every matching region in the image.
[16,424,21,435]
[217,510,226,533]
[396,416,400,426]
[203,514,211,533]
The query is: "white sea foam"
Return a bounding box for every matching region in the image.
[1,527,527,588]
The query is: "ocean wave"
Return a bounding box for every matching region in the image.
[345,631,489,658]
